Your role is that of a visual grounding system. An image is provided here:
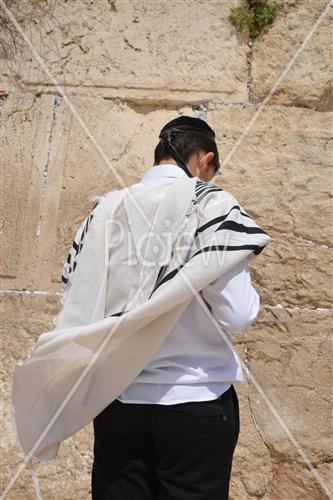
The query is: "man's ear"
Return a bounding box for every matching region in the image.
[205,151,215,166]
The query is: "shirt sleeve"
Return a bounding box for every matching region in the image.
[200,257,260,334]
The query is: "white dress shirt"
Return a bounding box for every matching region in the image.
[117,164,260,404]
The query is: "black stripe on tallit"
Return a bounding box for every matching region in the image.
[253,245,266,256]
[149,266,183,297]
[194,180,222,196]
[195,180,208,189]
[215,220,267,235]
[196,186,222,195]
[196,187,223,203]
[190,244,266,259]
[150,243,265,295]
[195,182,221,193]
[109,310,128,317]
[195,185,210,196]
[195,206,252,237]
[148,252,175,297]
[61,200,100,285]
[72,240,79,252]
[154,264,167,289]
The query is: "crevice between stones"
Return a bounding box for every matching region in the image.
[3,87,332,114]
[0,289,62,296]
[246,38,254,105]
[260,303,332,312]
[35,95,61,240]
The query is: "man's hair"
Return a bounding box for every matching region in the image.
[153,130,220,172]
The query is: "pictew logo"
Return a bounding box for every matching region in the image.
[102,218,232,269]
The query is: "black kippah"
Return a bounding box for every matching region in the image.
[159,115,216,140]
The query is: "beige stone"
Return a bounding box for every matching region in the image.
[251,0,333,111]
[211,104,332,248]
[229,344,273,499]
[230,307,333,499]
[0,93,54,288]
[0,91,136,291]
[1,0,248,104]
[244,306,333,499]
[253,235,332,309]
[0,292,94,499]
[211,103,333,308]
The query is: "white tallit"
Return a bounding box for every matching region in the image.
[11,175,272,463]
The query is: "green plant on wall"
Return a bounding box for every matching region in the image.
[229,0,279,40]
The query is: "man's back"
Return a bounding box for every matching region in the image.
[118,163,260,405]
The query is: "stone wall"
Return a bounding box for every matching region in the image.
[1,1,332,498]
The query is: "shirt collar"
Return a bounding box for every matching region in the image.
[139,164,188,184]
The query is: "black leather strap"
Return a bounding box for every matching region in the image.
[163,135,193,178]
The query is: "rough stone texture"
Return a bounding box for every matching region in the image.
[251,0,333,110]
[0,292,93,499]
[0,92,141,291]
[210,103,333,309]
[1,0,332,499]
[1,0,248,104]
[245,307,333,499]
[228,342,273,499]
[0,93,53,287]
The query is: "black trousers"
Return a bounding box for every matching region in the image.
[91,384,240,500]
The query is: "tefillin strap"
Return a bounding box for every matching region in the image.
[160,129,193,178]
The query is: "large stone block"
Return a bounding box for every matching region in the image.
[244,306,333,499]
[249,233,332,309]
[0,94,193,292]
[1,0,248,103]
[0,291,93,499]
[2,93,183,291]
[251,0,332,110]
[0,292,81,497]
[211,104,332,244]
[210,103,332,308]
[228,343,273,499]
[0,93,54,288]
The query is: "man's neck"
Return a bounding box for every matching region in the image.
[157,159,178,166]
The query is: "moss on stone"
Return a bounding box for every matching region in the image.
[229,0,279,40]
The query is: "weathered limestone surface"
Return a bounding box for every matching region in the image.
[0,94,53,287]
[245,307,333,499]
[251,0,333,110]
[0,292,93,500]
[211,104,333,309]
[1,0,332,499]
[1,0,247,103]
